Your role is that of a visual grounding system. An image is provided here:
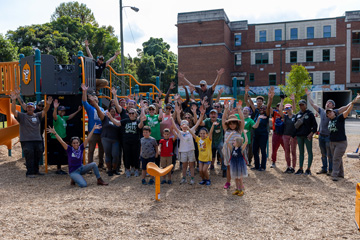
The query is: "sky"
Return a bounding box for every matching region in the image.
[0,0,359,57]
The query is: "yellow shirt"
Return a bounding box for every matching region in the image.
[196,136,212,163]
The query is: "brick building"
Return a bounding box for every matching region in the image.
[177,9,360,96]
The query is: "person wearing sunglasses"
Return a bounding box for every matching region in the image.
[178,68,224,110]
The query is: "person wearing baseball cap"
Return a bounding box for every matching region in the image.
[293,98,318,176]
[50,99,82,175]
[178,68,225,109]
[10,91,53,178]
[306,89,350,176]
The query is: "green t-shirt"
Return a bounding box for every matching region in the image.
[204,118,223,146]
[234,114,255,144]
[145,114,161,140]
[51,115,69,139]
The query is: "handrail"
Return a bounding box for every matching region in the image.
[79,57,86,165]
[0,61,20,95]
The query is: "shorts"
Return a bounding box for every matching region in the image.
[160,156,172,168]
[199,161,211,165]
[179,151,196,163]
[141,157,155,170]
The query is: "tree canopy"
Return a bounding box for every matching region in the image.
[51,1,97,26]
[0,34,18,62]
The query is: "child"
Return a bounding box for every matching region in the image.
[226,134,248,196]
[51,99,82,175]
[189,123,216,185]
[47,124,108,188]
[171,108,205,185]
[158,128,177,184]
[140,126,159,185]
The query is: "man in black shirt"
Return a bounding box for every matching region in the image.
[84,40,120,92]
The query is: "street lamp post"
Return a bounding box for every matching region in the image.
[119,0,139,95]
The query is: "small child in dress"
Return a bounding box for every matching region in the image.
[140,126,159,185]
[226,133,248,196]
[158,128,177,185]
[189,123,217,185]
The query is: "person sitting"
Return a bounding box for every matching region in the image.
[47,124,108,187]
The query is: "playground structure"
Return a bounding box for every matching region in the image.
[0,49,168,172]
[146,162,173,201]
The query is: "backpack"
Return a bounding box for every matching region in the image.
[274,117,284,135]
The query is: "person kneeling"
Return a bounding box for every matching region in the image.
[47,124,108,188]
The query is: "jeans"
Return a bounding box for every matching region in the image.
[70,162,101,188]
[271,132,284,163]
[319,135,332,171]
[101,137,120,165]
[330,141,347,178]
[297,136,313,169]
[253,134,268,169]
[123,141,140,169]
[212,142,226,170]
[88,133,104,165]
[21,141,44,175]
[282,135,297,168]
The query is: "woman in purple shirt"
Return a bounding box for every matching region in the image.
[47,124,108,188]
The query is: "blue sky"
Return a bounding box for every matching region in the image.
[0,0,359,57]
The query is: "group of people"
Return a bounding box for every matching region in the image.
[10,44,360,196]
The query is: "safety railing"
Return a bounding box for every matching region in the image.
[0,61,20,95]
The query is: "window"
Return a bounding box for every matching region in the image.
[290,28,298,40]
[290,51,297,63]
[306,50,313,62]
[323,25,331,38]
[322,73,330,84]
[255,53,269,64]
[323,49,330,62]
[275,29,282,41]
[236,78,245,87]
[259,30,266,42]
[352,60,360,72]
[309,73,313,85]
[235,53,242,66]
[353,32,360,44]
[269,74,276,85]
[235,34,241,46]
[307,27,314,39]
[249,73,254,82]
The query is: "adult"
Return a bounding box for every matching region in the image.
[251,88,274,171]
[84,40,120,92]
[294,100,318,175]
[81,84,105,169]
[200,109,224,171]
[178,68,224,110]
[10,91,52,177]
[269,102,285,168]
[326,94,360,181]
[278,95,297,173]
[47,124,108,187]
[306,89,349,175]
[245,85,265,120]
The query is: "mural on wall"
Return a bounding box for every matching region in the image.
[177,84,345,97]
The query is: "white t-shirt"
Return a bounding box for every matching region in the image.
[176,130,195,152]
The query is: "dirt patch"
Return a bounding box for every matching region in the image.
[0,135,360,239]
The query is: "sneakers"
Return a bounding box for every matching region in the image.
[332,177,338,181]
[107,171,113,176]
[316,169,327,174]
[217,161,221,165]
[161,180,167,184]
[142,179,147,185]
[205,180,211,186]
[270,162,276,168]
[295,169,304,175]
[134,170,139,177]
[232,190,240,195]
[26,175,36,178]
[113,170,120,175]
[125,170,131,178]
[167,180,173,185]
[180,178,187,184]
[250,167,259,171]
[199,180,206,185]
[190,179,195,185]
[258,168,265,172]
[327,170,333,176]
[284,167,291,173]
[290,167,295,173]
[56,170,67,175]
[304,169,312,176]
[148,179,155,185]
[224,182,230,189]
[237,190,245,197]
[131,168,135,176]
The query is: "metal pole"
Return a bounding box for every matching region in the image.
[120,0,125,96]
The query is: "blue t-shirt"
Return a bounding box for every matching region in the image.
[82,101,104,134]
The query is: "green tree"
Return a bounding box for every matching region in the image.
[0,34,18,61]
[19,46,34,57]
[51,1,97,26]
[280,64,312,111]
